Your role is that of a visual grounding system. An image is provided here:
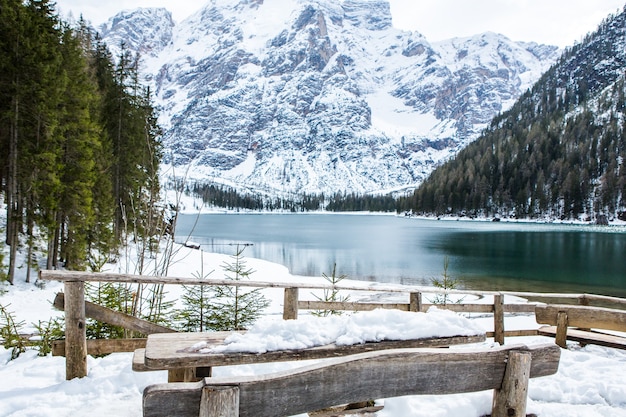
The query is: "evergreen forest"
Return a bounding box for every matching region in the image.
[399,7,626,221]
[0,0,162,284]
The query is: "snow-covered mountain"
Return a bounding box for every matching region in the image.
[100,0,559,196]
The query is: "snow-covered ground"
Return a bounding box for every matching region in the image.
[1,243,626,417]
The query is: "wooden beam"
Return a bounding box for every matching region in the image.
[53,292,176,336]
[535,304,626,332]
[142,344,560,417]
[298,300,410,312]
[492,351,531,417]
[52,338,147,357]
[64,281,87,380]
[39,271,626,307]
[32,270,519,298]
[297,301,536,314]
[486,330,538,338]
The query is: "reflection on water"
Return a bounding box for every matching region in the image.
[176,214,626,297]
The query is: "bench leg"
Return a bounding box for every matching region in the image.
[492,351,531,417]
[168,367,212,382]
[200,386,239,417]
[555,311,568,348]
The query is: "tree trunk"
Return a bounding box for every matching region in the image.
[7,95,19,284]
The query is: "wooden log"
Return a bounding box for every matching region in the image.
[37,270,505,297]
[53,292,176,336]
[555,311,569,348]
[53,338,147,357]
[142,344,560,417]
[65,281,88,380]
[535,304,626,333]
[297,300,535,314]
[283,287,298,320]
[199,386,239,417]
[409,292,422,312]
[298,300,410,312]
[492,351,531,417]
[494,294,505,345]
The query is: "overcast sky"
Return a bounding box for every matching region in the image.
[54,0,625,47]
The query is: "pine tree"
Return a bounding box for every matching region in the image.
[174,252,216,332]
[206,245,270,331]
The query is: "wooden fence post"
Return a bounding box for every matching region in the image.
[493,294,505,345]
[64,281,88,379]
[409,292,422,312]
[283,287,299,320]
[578,295,590,333]
[200,386,239,417]
[555,311,569,348]
[492,350,532,417]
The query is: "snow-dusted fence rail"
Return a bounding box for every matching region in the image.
[535,304,626,349]
[38,270,626,380]
[142,343,561,417]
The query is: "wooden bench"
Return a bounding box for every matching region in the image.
[142,343,561,417]
[134,331,486,382]
[535,304,626,349]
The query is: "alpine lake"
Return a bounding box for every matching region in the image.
[175,213,626,298]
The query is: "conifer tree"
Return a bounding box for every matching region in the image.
[206,245,270,331]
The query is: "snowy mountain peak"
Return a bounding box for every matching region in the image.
[101,0,559,196]
[100,8,174,57]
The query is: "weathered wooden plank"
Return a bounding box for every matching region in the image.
[65,281,87,380]
[492,351,531,417]
[297,301,536,314]
[53,338,147,357]
[535,304,626,332]
[298,301,411,312]
[486,330,538,338]
[143,332,486,370]
[37,271,626,307]
[54,292,176,336]
[142,344,560,417]
[39,270,426,293]
[537,326,626,350]
[199,386,240,417]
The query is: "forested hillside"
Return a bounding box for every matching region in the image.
[0,0,162,283]
[401,6,626,221]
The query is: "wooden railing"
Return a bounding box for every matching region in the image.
[38,270,626,380]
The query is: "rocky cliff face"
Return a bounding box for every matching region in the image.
[101,0,559,196]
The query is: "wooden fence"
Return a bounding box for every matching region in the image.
[38,270,626,380]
